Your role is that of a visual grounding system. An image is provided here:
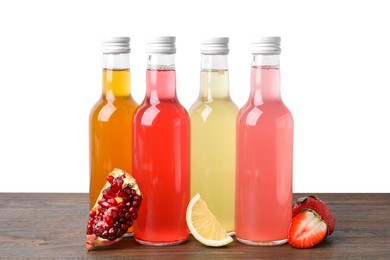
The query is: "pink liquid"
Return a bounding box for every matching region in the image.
[236,66,293,244]
[133,69,190,245]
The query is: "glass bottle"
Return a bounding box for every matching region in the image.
[235,37,293,246]
[89,37,138,210]
[133,36,190,246]
[189,37,238,232]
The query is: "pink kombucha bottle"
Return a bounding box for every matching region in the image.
[132,36,190,246]
[235,37,293,246]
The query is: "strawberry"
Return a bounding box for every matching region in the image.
[288,209,328,248]
[292,195,335,235]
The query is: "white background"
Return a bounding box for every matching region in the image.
[0,0,389,193]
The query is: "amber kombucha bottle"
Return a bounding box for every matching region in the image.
[89,37,138,213]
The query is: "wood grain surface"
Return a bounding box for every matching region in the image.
[0,193,389,259]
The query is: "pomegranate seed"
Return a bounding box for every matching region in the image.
[100,201,110,208]
[102,190,114,199]
[125,213,131,219]
[111,184,119,193]
[117,190,125,198]
[108,198,117,206]
[89,210,96,218]
[129,207,136,213]
[124,187,131,195]
[105,187,113,195]
[96,220,104,228]
[106,175,114,183]
[87,225,93,234]
[117,204,124,212]
[110,210,118,219]
[115,177,124,187]
[131,212,138,219]
[95,230,103,237]
[104,216,113,226]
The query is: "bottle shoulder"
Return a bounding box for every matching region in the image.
[239,99,291,112]
[90,96,138,122]
[134,99,189,123]
[189,100,238,125]
[238,100,293,125]
[91,95,138,108]
[189,99,239,114]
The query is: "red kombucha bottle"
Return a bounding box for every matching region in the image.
[133,36,190,246]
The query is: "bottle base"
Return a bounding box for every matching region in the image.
[227,231,236,236]
[135,238,187,246]
[236,237,287,246]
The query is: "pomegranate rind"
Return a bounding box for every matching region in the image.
[86,234,121,251]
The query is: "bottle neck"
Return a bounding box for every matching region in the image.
[200,54,230,101]
[102,53,131,98]
[146,54,177,103]
[250,54,280,105]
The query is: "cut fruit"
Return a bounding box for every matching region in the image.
[292,195,335,235]
[186,193,233,247]
[86,168,142,251]
[288,209,328,249]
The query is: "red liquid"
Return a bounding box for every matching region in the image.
[236,66,293,244]
[133,69,190,245]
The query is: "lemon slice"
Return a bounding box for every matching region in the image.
[186,193,233,247]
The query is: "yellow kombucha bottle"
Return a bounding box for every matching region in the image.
[189,38,238,232]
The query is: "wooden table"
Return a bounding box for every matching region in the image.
[0,193,389,259]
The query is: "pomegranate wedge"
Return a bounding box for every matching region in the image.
[86,168,142,251]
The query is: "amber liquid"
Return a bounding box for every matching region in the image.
[89,69,138,211]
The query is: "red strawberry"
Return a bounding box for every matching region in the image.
[288,209,328,248]
[292,195,335,235]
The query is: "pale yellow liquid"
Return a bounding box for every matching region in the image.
[189,70,238,232]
